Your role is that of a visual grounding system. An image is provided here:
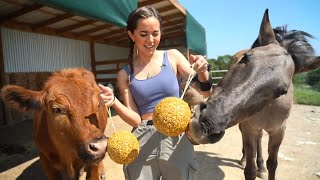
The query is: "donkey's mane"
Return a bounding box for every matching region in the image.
[252,25,316,71]
[274,25,315,62]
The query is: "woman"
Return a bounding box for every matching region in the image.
[99,6,212,180]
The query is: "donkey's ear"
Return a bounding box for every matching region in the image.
[259,9,277,46]
[295,56,320,73]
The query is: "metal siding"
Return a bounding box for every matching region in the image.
[1,28,91,73]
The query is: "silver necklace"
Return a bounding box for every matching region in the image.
[147,72,153,79]
[146,61,163,79]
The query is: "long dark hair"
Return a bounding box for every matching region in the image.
[126,6,162,73]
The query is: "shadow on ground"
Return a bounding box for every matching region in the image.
[195,151,243,180]
[0,119,37,172]
[16,160,46,180]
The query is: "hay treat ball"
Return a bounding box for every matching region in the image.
[153,97,192,136]
[107,131,139,164]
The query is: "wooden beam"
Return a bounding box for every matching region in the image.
[162,12,184,21]
[0,4,44,24]
[113,35,128,42]
[162,24,184,34]
[90,41,96,79]
[102,32,127,42]
[167,0,186,15]
[32,13,74,30]
[56,19,96,34]
[138,0,163,7]
[92,28,125,41]
[163,17,184,27]
[2,0,27,6]
[96,78,117,83]
[158,42,184,49]
[95,69,120,74]
[161,31,184,39]
[95,59,127,66]
[76,24,113,37]
[157,5,176,13]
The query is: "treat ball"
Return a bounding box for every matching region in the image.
[153,97,192,136]
[107,130,139,164]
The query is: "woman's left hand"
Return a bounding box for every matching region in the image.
[189,54,208,73]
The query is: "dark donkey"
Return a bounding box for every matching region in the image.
[187,9,320,180]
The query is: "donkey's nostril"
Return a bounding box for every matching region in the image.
[200,102,207,111]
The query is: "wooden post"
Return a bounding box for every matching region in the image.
[187,48,190,61]
[90,41,96,79]
[0,28,7,124]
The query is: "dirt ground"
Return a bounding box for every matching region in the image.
[0,104,319,180]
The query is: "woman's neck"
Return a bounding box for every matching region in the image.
[136,50,159,66]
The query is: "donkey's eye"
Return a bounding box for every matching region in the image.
[239,55,249,64]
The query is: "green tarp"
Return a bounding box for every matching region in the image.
[35,0,138,27]
[186,10,207,56]
[34,1,206,54]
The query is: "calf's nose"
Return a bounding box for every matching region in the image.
[85,135,108,157]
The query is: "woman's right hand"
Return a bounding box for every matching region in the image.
[98,84,115,107]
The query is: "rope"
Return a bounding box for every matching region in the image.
[180,63,195,99]
[108,107,116,133]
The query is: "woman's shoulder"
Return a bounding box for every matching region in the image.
[117,67,130,84]
[167,49,182,56]
[166,49,187,63]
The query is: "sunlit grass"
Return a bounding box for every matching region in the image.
[294,85,320,106]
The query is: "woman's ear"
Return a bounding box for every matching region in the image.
[127,30,134,42]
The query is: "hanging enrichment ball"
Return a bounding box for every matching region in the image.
[153,97,192,136]
[107,131,139,164]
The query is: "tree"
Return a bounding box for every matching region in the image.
[207,55,232,84]
[208,55,231,70]
[306,68,320,91]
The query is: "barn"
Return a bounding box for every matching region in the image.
[0,0,207,125]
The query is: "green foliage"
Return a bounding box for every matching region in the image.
[208,55,231,70]
[294,85,320,106]
[293,73,307,85]
[306,68,320,91]
[208,55,231,84]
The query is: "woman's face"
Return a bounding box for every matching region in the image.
[128,17,161,57]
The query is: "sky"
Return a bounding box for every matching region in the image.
[179,0,320,59]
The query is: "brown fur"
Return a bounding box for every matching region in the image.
[1,68,108,180]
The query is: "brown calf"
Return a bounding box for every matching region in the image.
[1,68,108,180]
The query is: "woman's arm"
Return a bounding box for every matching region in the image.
[99,69,142,127]
[168,49,212,96]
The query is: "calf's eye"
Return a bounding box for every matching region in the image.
[53,108,62,114]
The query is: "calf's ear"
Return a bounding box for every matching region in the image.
[1,85,43,111]
[295,56,320,73]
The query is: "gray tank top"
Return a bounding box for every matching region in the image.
[123,51,180,115]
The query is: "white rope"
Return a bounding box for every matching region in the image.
[180,63,195,99]
[108,107,116,133]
